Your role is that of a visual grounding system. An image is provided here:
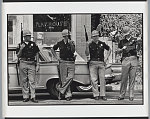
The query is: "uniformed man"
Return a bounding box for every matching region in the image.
[16,30,40,103]
[117,26,138,101]
[85,30,111,100]
[52,29,75,101]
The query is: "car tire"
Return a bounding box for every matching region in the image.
[46,79,60,99]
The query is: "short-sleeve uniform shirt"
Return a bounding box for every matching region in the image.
[16,41,40,59]
[89,40,109,62]
[118,37,137,57]
[53,40,74,59]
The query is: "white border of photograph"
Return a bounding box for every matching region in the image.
[2,2,148,117]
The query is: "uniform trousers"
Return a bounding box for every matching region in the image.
[19,60,36,99]
[59,60,75,98]
[89,61,106,97]
[119,56,138,98]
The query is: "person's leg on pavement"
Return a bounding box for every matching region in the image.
[28,64,38,103]
[59,61,67,93]
[98,63,107,100]
[129,57,138,101]
[89,61,99,99]
[19,62,29,101]
[119,58,130,100]
[65,62,75,100]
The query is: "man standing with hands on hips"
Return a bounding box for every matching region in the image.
[117,26,138,101]
[16,30,40,103]
[52,29,75,101]
[85,30,111,100]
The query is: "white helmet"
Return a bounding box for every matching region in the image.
[62,29,70,37]
[122,26,131,36]
[91,30,99,37]
[23,30,31,37]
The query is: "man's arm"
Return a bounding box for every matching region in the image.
[104,47,111,63]
[69,40,75,53]
[36,53,40,72]
[116,46,127,54]
[36,53,39,64]
[16,43,25,58]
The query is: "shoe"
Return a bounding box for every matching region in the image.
[101,96,107,101]
[23,98,29,102]
[31,98,38,103]
[66,97,72,101]
[129,97,134,101]
[118,97,124,100]
[94,96,99,100]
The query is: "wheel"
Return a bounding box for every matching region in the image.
[76,85,92,92]
[46,79,60,99]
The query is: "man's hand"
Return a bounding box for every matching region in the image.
[20,43,26,50]
[68,40,74,46]
[116,46,127,54]
[86,41,90,46]
[122,46,127,50]
[36,64,40,72]
[104,58,108,66]
[55,56,60,62]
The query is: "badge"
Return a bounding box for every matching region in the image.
[99,44,103,48]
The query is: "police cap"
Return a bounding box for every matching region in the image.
[23,30,31,37]
[91,30,99,37]
[62,29,70,37]
[122,26,131,36]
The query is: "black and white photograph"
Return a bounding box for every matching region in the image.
[2,1,148,118]
[7,13,143,105]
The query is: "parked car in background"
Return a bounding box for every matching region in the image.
[8,45,122,99]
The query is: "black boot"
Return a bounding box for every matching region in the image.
[31,98,38,103]
[23,98,29,102]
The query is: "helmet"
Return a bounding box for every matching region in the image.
[23,30,31,37]
[92,30,99,37]
[62,29,70,37]
[122,26,131,36]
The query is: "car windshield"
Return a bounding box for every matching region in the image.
[39,47,59,62]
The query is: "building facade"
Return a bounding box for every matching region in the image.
[8,14,136,63]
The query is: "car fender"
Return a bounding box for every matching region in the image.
[45,75,59,85]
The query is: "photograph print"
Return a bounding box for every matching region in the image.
[7,13,143,106]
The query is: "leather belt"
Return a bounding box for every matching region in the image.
[90,58,103,61]
[124,53,136,57]
[21,58,35,61]
[61,58,75,61]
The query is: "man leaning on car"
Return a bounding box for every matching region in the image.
[85,30,111,101]
[51,29,75,101]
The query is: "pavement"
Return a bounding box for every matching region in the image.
[8,90,143,106]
